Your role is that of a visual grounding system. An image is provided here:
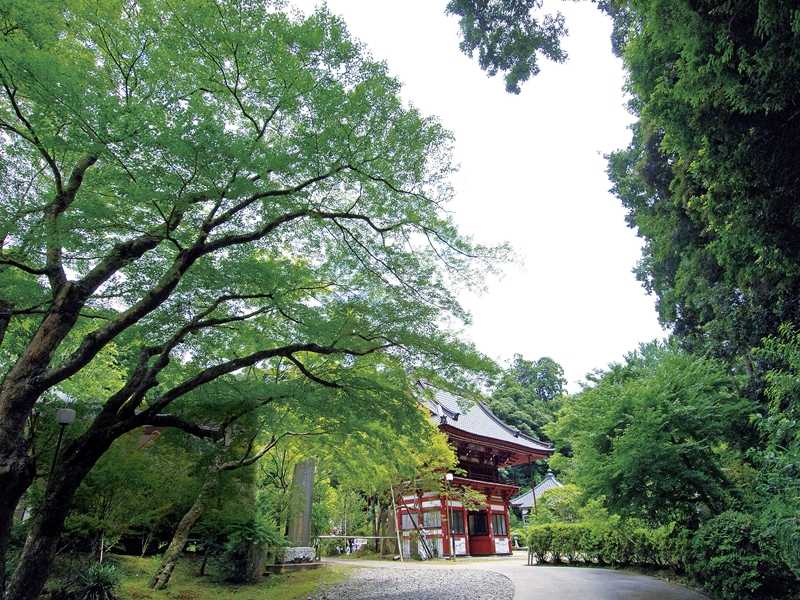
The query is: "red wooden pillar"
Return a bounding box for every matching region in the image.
[416,491,424,557]
[504,497,511,553]
[462,507,470,556]
[396,501,404,557]
[504,493,512,551]
[487,504,496,554]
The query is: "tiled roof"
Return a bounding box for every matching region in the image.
[510,471,563,509]
[419,383,553,454]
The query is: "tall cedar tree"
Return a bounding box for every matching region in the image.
[603,0,800,359]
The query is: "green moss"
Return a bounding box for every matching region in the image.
[113,555,351,600]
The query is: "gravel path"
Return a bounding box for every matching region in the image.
[314,567,514,600]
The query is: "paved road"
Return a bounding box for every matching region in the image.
[324,555,707,600]
[473,563,706,600]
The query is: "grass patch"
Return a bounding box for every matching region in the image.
[113,555,351,600]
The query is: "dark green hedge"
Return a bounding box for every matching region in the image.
[525,512,798,600]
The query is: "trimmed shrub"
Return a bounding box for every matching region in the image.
[597,526,631,566]
[549,523,586,563]
[526,514,797,599]
[526,519,681,569]
[525,525,552,564]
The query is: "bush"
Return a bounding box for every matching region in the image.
[525,525,552,563]
[549,523,585,563]
[529,484,583,525]
[55,562,121,600]
[527,519,681,569]
[596,526,630,566]
[526,513,797,599]
[220,517,283,583]
[687,511,797,600]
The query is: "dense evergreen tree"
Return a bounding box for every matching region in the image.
[487,354,565,441]
[548,343,753,525]
[450,0,800,358]
[603,0,800,359]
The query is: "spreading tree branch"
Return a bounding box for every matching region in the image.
[285,354,341,388]
[144,414,223,440]
[143,341,392,417]
[219,429,325,471]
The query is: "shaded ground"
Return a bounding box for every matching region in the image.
[112,555,351,600]
[323,554,708,600]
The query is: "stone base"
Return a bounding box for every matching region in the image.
[264,561,323,575]
[279,546,316,563]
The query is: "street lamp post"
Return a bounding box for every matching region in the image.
[50,408,76,477]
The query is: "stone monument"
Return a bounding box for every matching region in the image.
[281,457,316,563]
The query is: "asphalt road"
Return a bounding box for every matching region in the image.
[324,555,708,600]
[482,563,707,600]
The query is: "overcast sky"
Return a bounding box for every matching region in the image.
[294,1,666,389]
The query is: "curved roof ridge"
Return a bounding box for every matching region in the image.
[475,400,553,449]
[418,383,553,454]
[511,472,563,507]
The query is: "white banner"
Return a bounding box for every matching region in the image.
[454,537,467,555]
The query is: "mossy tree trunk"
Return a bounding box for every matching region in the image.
[150,475,217,590]
[150,431,283,590]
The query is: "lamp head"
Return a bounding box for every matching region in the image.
[56,408,76,426]
[445,473,454,482]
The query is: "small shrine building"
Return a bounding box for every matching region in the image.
[510,470,564,523]
[396,383,553,557]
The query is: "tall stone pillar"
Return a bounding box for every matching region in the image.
[283,458,316,562]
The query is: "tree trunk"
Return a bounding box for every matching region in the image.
[0,284,88,597]
[5,436,106,600]
[372,500,384,553]
[198,545,210,577]
[141,529,155,558]
[0,439,35,600]
[98,531,105,564]
[149,474,217,590]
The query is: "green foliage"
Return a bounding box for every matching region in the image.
[751,325,800,577]
[224,518,284,551]
[1,1,499,583]
[549,522,583,562]
[525,524,551,563]
[688,511,797,600]
[604,0,800,358]
[487,354,565,441]
[548,343,753,523]
[60,431,198,555]
[526,519,682,568]
[57,563,121,600]
[525,507,798,598]
[446,0,568,93]
[488,354,565,486]
[527,484,582,525]
[219,517,283,584]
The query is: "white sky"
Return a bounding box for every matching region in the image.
[293,1,666,389]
